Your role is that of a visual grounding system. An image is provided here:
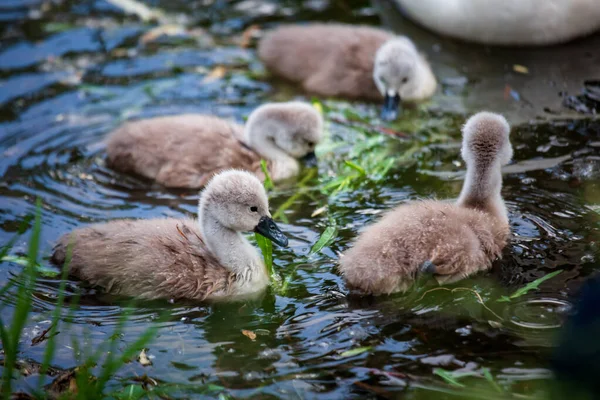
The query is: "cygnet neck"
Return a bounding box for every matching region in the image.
[245,124,299,181]
[199,206,267,285]
[457,158,508,224]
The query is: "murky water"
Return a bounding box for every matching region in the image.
[1,0,600,398]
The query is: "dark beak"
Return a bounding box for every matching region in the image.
[254,216,289,247]
[301,151,317,167]
[381,91,401,121]
[420,260,437,274]
[415,260,437,287]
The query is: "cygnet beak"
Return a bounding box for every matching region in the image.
[381,90,401,121]
[420,260,437,274]
[301,151,317,167]
[254,216,289,247]
[415,260,437,287]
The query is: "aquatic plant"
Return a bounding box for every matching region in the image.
[0,201,164,399]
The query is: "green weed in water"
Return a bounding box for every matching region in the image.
[0,198,42,397]
[255,232,274,278]
[260,159,274,191]
[498,270,563,302]
[0,200,167,399]
[309,220,338,256]
[433,368,467,388]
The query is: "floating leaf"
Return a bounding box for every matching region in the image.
[255,233,273,277]
[309,223,338,255]
[260,160,274,190]
[113,384,145,400]
[241,329,256,341]
[138,349,152,366]
[311,206,327,217]
[202,65,227,83]
[140,24,186,45]
[512,64,529,74]
[44,22,76,33]
[339,346,372,358]
[170,361,197,371]
[104,0,164,22]
[497,270,563,302]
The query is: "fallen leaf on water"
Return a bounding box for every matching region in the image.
[140,24,186,45]
[488,320,503,328]
[339,346,372,358]
[202,66,227,83]
[513,64,529,74]
[242,329,257,340]
[311,206,327,217]
[132,374,158,388]
[105,0,164,22]
[31,323,58,346]
[138,349,152,366]
[46,368,82,398]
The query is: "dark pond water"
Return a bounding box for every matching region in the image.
[1,0,600,398]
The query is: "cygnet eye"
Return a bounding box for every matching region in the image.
[402,77,409,84]
[307,141,315,148]
[250,206,258,212]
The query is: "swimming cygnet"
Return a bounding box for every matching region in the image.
[338,112,513,295]
[50,170,289,301]
[258,23,437,121]
[105,101,323,189]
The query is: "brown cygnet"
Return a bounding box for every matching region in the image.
[105,101,323,189]
[338,112,513,295]
[51,170,288,301]
[258,23,437,120]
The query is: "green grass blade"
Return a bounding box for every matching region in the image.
[255,233,273,277]
[433,368,466,387]
[343,160,366,176]
[260,160,274,190]
[1,198,42,397]
[497,270,563,302]
[38,241,73,389]
[309,223,338,255]
[373,158,396,180]
[482,368,503,393]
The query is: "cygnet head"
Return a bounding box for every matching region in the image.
[199,170,288,247]
[373,37,421,121]
[461,112,513,168]
[245,101,324,165]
